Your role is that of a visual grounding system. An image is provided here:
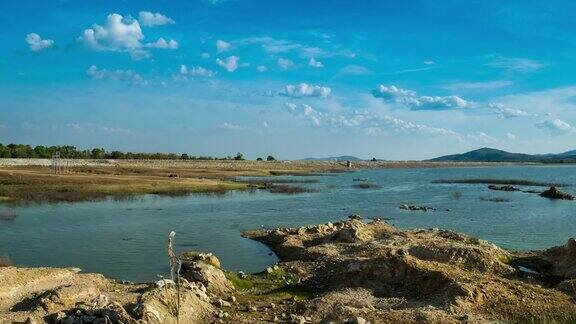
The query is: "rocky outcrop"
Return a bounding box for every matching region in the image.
[540,186,575,200]
[246,219,576,323]
[0,253,235,324]
[4,220,576,323]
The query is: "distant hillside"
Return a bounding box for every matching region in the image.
[429,147,576,163]
[303,155,363,162]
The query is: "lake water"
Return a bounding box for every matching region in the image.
[1,165,575,282]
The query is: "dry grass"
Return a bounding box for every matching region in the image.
[0,166,250,203]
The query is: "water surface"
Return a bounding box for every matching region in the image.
[1,165,575,282]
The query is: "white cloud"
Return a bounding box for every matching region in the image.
[86,65,147,85]
[489,102,531,118]
[280,83,331,99]
[486,55,545,73]
[308,58,324,68]
[79,13,177,59]
[138,11,175,27]
[505,133,516,140]
[277,58,294,69]
[216,56,239,72]
[145,38,178,49]
[372,85,472,110]
[25,33,54,52]
[283,102,458,137]
[222,122,242,130]
[177,64,216,79]
[536,119,576,136]
[216,40,232,54]
[201,52,210,59]
[257,65,268,72]
[423,60,436,65]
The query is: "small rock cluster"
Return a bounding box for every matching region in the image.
[399,204,436,211]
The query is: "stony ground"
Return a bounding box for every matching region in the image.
[3,218,576,323]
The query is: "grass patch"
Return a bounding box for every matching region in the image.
[225,267,314,301]
[433,179,568,187]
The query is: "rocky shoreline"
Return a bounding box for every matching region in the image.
[3,218,576,323]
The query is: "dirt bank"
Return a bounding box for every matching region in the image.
[4,218,576,323]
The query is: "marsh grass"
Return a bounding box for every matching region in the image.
[267,185,319,194]
[352,183,381,189]
[433,179,568,187]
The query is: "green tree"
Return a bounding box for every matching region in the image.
[234,152,244,160]
[266,155,276,161]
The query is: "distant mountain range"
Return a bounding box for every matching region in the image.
[302,155,363,162]
[429,148,576,163]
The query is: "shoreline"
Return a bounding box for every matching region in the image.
[0,159,565,204]
[2,218,576,323]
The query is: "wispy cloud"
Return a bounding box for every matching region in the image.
[443,80,513,91]
[485,55,545,73]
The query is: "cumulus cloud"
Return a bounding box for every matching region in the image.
[79,13,178,59]
[536,119,576,135]
[280,83,331,99]
[308,57,324,68]
[257,65,268,72]
[489,102,531,118]
[201,52,210,59]
[372,85,472,110]
[216,40,232,54]
[277,58,294,69]
[138,11,175,27]
[86,65,147,85]
[25,33,54,52]
[216,56,239,72]
[176,64,216,79]
[145,38,178,49]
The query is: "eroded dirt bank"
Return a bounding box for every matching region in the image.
[3,218,576,323]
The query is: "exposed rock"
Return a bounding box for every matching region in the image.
[399,204,436,211]
[488,185,520,192]
[246,219,576,323]
[540,186,575,200]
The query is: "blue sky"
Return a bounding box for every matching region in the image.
[2,0,576,159]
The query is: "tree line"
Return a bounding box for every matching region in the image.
[0,143,276,161]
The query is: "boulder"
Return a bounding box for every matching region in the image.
[540,187,575,200]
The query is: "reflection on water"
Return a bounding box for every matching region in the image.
[1,165,576,282]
